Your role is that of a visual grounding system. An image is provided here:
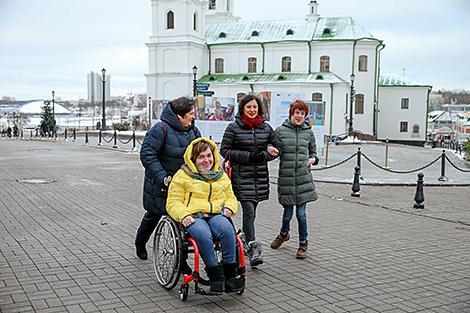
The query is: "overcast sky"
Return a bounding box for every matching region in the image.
[0,0,469,100]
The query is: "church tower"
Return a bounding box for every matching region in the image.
[205,0,240,24]
[146,0,208,102]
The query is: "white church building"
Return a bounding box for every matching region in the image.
[146,0,431,144]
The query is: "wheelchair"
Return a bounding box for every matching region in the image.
[152,215,246,301]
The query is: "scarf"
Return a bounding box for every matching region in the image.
[182,164,223,182]
[242,114,263,129]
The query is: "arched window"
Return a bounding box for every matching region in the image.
[412,124,420,137]
[355,94,364,114]
[193,12,198,31]
[215,58,224,73]
[320,55,330,72]
[282,56,291,72]
[209,0,216,10]
[248,57,257,73]
[312,93,322,102]
[166,11,174,29]
[359,55,368,72]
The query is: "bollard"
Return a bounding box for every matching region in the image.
[112,130,118,149]
[64,129,68,141]
[351,166,361,197]
[413,173,425,209]
[98,130,102,146]
[85,131,89,144]
[437,150,448,182]
[323,135,330,167]
[384,138,390,169]
[35,129,38,137]
[356,147,364,180]
[132,131,136,151]
[30,130,33,139]
[20,130,23,139]
[73,129,76,142]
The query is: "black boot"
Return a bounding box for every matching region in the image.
[223,263,245,293]
[205,265,224,295]
[135,242,148,260]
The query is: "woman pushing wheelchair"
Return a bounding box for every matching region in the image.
[166,137,245,295]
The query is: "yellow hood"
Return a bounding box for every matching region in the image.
[183,137,222,173]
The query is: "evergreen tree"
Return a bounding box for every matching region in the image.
[40,100,56,136]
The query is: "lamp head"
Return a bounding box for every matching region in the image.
[102,68,106,76]
[52,90,55,97]
[192,65,198,75]
[350,73,355,83]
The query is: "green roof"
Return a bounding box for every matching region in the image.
[379,73,432,87]
[198,72,346,85]
[205,17,380,45]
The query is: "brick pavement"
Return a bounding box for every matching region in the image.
[1,139,469,313]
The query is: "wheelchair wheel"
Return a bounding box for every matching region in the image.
[179,284,189,301]
[153,216,182,290]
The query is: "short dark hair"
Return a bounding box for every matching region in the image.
[191,140,214,164]
[289,99,308,117]
[170,96,195,117]
[238,94,263,117]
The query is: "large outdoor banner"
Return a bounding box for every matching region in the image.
[194,96,236,142]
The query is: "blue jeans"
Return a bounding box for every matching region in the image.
[280,202,308,242]
[186,214,236,268]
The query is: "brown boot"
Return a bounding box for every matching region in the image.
[270,233,290,249]
[296,241,308,259]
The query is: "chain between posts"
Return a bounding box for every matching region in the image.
[311,152,358,171]
[445,155,470,173]
[361,153,441,174]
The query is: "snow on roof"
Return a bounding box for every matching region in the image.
[198,72,346,85]
[205,17,379,45]
[379,73,431,87]
[19,101,71,115]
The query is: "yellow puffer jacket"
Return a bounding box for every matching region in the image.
[166,137,238,223]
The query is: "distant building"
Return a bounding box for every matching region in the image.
[87,71,111,103]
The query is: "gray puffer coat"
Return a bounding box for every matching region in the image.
[275,119,318,206]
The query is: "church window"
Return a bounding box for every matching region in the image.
[359,55,368,71]
[209,0,216,10]
[193,12,198,31]
[282,56,291,72]
[248,57,257,73]
[286,29,294,35]
[322,28,332,37]
[355,94,364,114]
[320,55,330,72]
[166,11,174,29]
[218,32,227,38]
[215,58,224,73]
[412,124,420,137]
[401,98,409,109]
[312,93,322,102]
[400,121,408,132]
[251,30,259,37]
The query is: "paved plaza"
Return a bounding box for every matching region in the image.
[1,139,469,313]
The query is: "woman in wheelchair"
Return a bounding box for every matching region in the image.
[166,137,245,295]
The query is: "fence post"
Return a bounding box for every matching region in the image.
[437,150,448,182]
[65,129,68,141]
[351,166,361,197]
[384,138,390,169]
[30,130,33,139]
[73,129,76,142]
[20,130,24,140]
[98,130,102,146]
[132,131,136,151]
[112,130,119,149]
[85,130,89,144]
[356,147,363,180]
[413,173,425,209]
[323,135,330,167]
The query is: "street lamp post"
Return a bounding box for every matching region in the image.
[101,68,106,131]
[148,96,152,129]
[192,65,198,97]
[348,73,355,137]
[51,90,55,134]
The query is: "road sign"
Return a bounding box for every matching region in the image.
[196,83,210,91]
[198,90,215,97]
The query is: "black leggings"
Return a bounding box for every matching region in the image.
[240,200,258,243]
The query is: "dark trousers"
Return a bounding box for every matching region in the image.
[135,211,162,245]
[240,200,258,243]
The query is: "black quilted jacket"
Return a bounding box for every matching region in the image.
[220,113,282,202]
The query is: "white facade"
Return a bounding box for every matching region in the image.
[146,0,430,142]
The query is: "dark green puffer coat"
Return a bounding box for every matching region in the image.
[275,119,318,206]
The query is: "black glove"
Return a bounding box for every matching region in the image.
[312,157,319,166]
[249,151,265,163]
